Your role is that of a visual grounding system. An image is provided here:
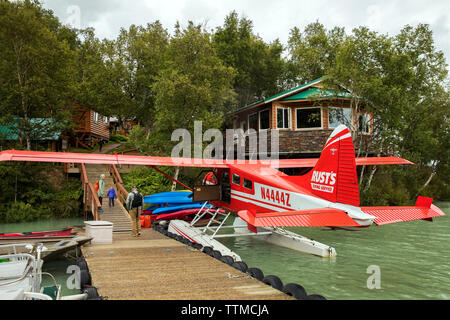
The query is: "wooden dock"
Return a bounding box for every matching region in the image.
[81,229,292,300]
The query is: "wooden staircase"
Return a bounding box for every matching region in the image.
[85,164,132,233]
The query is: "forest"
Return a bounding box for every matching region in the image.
[0,0,448,222]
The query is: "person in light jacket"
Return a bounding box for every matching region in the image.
[107,187,117,208]
[97,174,106,206]
[126,187,143,237]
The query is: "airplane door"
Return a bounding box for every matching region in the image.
[221,170,231,204]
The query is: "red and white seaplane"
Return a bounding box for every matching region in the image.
[0,125,445,258]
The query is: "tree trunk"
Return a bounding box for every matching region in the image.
[363,166,378,192]
[416,170,437,197]
[171,166,180,191]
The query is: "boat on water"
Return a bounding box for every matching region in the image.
[0,243,97,300]
[0,236,93,262]
[0,228,73,239]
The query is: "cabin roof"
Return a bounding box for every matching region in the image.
[0,119,63,141]
[230,77,353,115]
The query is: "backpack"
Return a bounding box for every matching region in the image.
[94,180,99,191]
[131,192,143,208]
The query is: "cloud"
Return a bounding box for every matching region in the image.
[41,0,450,66]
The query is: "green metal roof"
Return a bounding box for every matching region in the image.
[0,119,63,141]
[280,87,352,101]
[232,78,323,114]
[230,77,356,115]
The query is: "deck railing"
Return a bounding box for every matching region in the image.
[79,163,103,220]
[109,164,129,205]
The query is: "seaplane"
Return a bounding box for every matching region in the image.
[0,125,445,258]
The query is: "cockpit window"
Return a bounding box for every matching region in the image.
[243,178,253,190]
[232,173,241,185]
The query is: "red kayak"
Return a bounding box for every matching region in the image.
[0,228,73,239]
[154,209,225,221]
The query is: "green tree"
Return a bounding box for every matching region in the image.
[213,11,285,107]
[287,21,345,85]
[149,22,235,154]
[0,0,77,150]
[325,24,449,198]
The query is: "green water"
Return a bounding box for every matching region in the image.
[0,218,85,296]
[1,203,449,300]
[219,201,450,300]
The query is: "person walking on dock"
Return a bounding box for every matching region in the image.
[126,187,143,237]
[97,174,106,206]
[107,187,117,208]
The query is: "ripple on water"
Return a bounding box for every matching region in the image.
[219,203,450,300]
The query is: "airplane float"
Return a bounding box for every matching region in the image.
[0,125,445,258]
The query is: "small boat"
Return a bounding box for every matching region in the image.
[0,243,96,300]
[0,228,73,240]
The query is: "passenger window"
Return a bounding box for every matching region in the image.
[232,174,241,185]
[243,178,253,190]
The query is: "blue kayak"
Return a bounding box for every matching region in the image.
[152,203,211,215]
[144,191,193,205]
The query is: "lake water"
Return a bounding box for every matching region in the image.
[219,201,450,300]
[1,203,449,300]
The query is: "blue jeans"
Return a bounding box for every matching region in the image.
[109,197,115,207]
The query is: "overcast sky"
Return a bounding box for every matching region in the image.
[42,0,450,68]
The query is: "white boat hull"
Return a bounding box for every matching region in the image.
[233,217,336,258]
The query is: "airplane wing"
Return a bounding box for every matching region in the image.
[238,208,360,228]
[0,150,414,169]
[0,150,230,168]
[275,156,414,169]
[361,197,446,225]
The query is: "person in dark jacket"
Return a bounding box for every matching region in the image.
[126,187,143,237]
[107,187,117,208]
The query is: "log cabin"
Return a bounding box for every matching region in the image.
[72,104,110,149]
[227,78,373,159]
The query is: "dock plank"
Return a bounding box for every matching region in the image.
[81,229,292,300]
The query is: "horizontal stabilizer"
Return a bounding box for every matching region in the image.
[275,156,414,168]
[361,196,445,226]
[238,208,360,228]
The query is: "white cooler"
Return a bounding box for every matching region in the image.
[84,221,113,244]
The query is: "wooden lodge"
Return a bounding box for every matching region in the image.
[72,104,110,149]
[227,78,373,158]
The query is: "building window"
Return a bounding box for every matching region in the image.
[243,178,253,190]
[359,113,371,134]
[329,107,352,128]
[277,107,290,129]
[296,108,322,129]
[248,113,258,131]
[93,112,99,123]
[103,116,109,124]
[232,173,241,185]
[259,109,270,130]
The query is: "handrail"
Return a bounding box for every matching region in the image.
[79,163,103,221]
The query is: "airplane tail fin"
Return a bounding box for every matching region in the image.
[305,125,360,206]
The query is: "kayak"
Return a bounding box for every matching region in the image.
[154,208,225,221]
[152,203,211,215]
[0,228,73,239]
[143,191,194,205]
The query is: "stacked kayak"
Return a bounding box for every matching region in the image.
[140,191,219,227]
